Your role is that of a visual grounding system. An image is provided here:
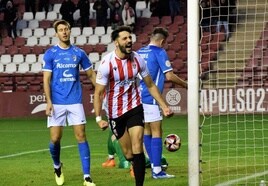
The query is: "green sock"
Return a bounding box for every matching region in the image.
[112,139,126,163]
[107,130,115,156]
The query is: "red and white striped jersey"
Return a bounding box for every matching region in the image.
[96,51,149,119]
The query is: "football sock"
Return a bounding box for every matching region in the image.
[133,153,145,186]
[152,137,162,174]
[112,138,127,163]
[78,141,90,175]
[143,135,152,163]
[107,130,115,156]
[49,142,61,167]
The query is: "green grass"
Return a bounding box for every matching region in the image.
[0,116,188,186]
[1,115,268,185]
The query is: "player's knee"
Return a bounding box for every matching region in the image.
[131,142,143,154]
[75,132,86,142]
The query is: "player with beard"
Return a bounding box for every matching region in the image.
[93,26,173,186]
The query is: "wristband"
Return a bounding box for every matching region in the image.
[96,116,102,123]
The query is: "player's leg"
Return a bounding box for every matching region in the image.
[143,104,161,171]
[73,124,95,186]
[111,134,130,168]
[143,122,153,168]
[128,125,145,186]
[126,105,146,186]
[117,128,135,175]
[48,105,66,186]
[151,121,174,179]
[144,142,168,169]
[50,126,64,185]
[69,104,95,186]
[143,104,174,179]
[102,130,116,167]
[49,126,63,168]
[150,121,163,172]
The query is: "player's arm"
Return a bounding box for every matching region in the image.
[93,83,108,130]
[85,68,97,87]
[43,71,53,116]
[143,74,173,117]
[165,71,187,88]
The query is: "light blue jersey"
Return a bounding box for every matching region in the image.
[43,45,92,104]
[137,45,172,105]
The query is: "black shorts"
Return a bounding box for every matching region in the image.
[108,104,144,139]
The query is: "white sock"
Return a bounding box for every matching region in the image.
[153,166,161,174]
[84,174,90,179]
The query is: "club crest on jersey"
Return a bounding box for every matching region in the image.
[132,63,136,69]
[72,55,77,61]
[113,67,117,71]
[165,60,171,67]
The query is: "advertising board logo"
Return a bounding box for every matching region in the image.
[31,103,47,114]
[29,94,47,114]
[166,89,181,106]
[165,89,182,113]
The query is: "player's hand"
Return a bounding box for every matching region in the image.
[45,102,53,117]
[162,107,174,118]
[98,120,109,131]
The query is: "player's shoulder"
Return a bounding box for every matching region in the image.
[132,51,144,62]
[44,45,58,54]
[131,51,142,58]
[151,45,165,53]
[71,45,85,53]
[136,45,150,53]
[100,51,114,63]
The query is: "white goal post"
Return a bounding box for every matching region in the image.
[187,0,200,186]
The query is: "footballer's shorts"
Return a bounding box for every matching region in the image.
[108,104,144,139]
[142,103,163,123]
[47,103,86,127]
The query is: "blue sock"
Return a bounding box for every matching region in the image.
[143,135,152,162]
[151,138,162,167]
[49,142,61,166]
[78,141,90,175]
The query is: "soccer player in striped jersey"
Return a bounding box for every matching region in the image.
[93,26,173,186]
[43,20,96,186]
[137,27,187,179]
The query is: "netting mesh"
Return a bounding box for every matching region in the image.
[199,0,268,185]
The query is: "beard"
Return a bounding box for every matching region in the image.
[118,43,132,55]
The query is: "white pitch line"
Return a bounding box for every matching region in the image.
[0,145,76,159]
[215,170,268,186]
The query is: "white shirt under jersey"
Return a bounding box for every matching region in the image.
[96,51,149,119]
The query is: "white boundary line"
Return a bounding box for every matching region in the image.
[0,145,76,159]
[215,170,268,186]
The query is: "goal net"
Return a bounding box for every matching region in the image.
[199,0,268,185]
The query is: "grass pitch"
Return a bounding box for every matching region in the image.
[0,116,188,186]
[1,115,268,185]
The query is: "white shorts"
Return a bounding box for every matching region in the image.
[47,104,86,128]
[142,103,163,123]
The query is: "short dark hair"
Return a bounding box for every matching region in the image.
[151,27,169,39]
[111,26,132,41]
[53,20,71,33]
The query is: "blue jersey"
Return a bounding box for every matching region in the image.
[43,45,92,104]
[137,45,172,105]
